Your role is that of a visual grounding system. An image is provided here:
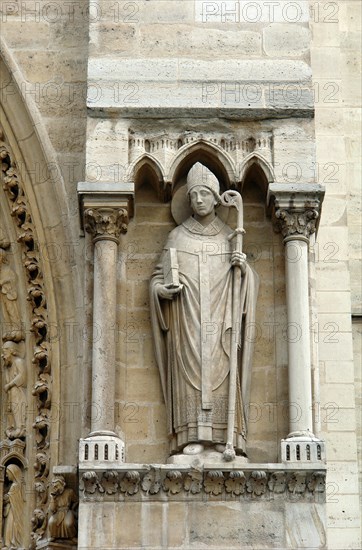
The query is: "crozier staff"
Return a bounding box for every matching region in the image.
[150,162,259,458]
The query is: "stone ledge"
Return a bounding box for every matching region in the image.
[87,106,314,120]
[79,463,326,503]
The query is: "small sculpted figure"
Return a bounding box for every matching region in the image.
[2,340,27,439]
[48,476,77,541]
[2,464,24,549]
[0,245,23,342]
[150,162,258,459]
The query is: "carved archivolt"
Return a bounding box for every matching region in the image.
[80,467,326,502]
[0,125,53,545]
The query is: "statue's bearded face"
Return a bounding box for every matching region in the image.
[189,186,217,218]
[1,344,14,365]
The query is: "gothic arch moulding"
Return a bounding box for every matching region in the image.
[128,154,167,200]
[167,139,237,192]
[1,42,81,546]
[239,152,275,198]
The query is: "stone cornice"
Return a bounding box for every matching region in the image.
[267,183,325,240]
[79,464,326,503]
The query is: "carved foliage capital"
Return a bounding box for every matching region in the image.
[274,208,319,240]
[84,207,129,241]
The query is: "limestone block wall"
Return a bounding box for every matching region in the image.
[311,1,362,548]
[86,0,313,112]
[0,0,88,247]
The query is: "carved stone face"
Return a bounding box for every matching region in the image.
[1,342,15,365]
[189,186,217,218]
[50,478,65,496]
[6,468,15,482]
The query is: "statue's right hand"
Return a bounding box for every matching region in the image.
[156,283,183,300]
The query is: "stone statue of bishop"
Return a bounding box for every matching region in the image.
[150,162,258,461]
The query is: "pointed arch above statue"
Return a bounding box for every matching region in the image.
[167,139,237,192]
[128,153,168,200]
[239,152,275,199]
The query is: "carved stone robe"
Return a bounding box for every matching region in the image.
[150,215,258,455]
[3,465,24,548]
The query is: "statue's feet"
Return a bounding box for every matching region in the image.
[183,443,204,455]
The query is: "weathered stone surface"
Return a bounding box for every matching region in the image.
[263,24,310,57]
[0,0,360,548]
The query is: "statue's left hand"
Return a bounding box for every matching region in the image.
[231,251,247,274]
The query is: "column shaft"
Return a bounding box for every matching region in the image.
[284,237,313,435]
[91,239,118,434]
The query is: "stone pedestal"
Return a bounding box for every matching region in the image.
[78,463,327,549]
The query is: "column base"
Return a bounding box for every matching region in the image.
[79,432,125,466]
[281,434,325,463]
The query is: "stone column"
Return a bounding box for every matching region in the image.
[268,184,325,462]
[77,183,133,464]
[83,207,128,435]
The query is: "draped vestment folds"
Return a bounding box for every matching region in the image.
[150,215,258,455]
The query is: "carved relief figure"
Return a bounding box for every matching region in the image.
[2,340,27,439]
[2,464,24,549]
[150,163,258,459]
[0,243,23,343]
[48,476,77,541]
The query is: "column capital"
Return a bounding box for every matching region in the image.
[84,206,128,242]
[267,183,325,241]
[77,182,134,242]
